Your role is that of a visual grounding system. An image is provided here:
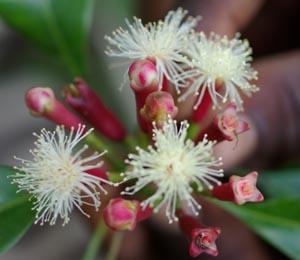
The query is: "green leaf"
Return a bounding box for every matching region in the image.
[212,198,300,260]
[259,169,300,198]
[0,166,34,254]
[0,0,94,76]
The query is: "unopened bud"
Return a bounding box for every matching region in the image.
[140,91,178,127]
[129,59,158,91]
[128,59,159,132]
[25,87,82,130]
[64,78,127,141]
[103,198,152,231]
[212,171,264,205]
[25,87,55,116]
[179,213,221,257]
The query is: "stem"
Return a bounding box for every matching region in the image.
[123,135,138,152]
[106,232,124,260]
[82,220,108,260]
[85,133,124,171]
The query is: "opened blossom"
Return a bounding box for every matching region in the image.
[105,8,199,92]
[12,125,112,226]
[120,118,223,223]
[179,32,258,110]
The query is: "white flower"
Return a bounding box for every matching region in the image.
[12,125,111,226]
[120,118,223,223]
[179,32,258,110]
[105,8,199,92]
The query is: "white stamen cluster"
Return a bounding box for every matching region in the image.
[120,118,223,223]
[12,125,111,226]
[105,8,199,92]
[179,32,258,110]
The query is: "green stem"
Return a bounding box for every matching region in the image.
[82,220,108,260]
[106,232,124,260]
[123,135,138,152]
[187,123,201,140]
[85,133,124,171]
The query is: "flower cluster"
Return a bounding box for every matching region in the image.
[13,8,264,258]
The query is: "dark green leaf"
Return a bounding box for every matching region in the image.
[259,169,300,198]
[0,165,34,254]
[0,0,95,76]
[212,198,300,260]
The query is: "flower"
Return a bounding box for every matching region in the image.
[120,118,223,223]
[179,32,258,110]
[212,171,264,205]
[178,213,221,257]
[105,8,199,92]
[12,125,111,226]
[214,102,249,141]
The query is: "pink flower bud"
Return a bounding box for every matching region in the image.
[179,213,221,257]
[140,91,178,127]
[25,87,82,130]
[129,59,158,91]
[103,198,152,231]
[212,171,264,205]
[214,103,249,141]
[25,87,55,115]
[64,78,127,141]
[195,102,249,143]
[128,59,159,131]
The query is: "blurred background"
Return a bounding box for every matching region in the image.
[0,0,299,259]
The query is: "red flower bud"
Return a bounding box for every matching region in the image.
[140,91,178,127]
[64,78,127,141]
[103,198,152,231]
[212,171,264,205]
[179,213,221,257]
[25,87,82,130]
[128,59,159,131]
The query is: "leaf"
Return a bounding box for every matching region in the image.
[259,168,300,198]
[212,198,300,260]
[0,0,95,76]
[0,166,34,254]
